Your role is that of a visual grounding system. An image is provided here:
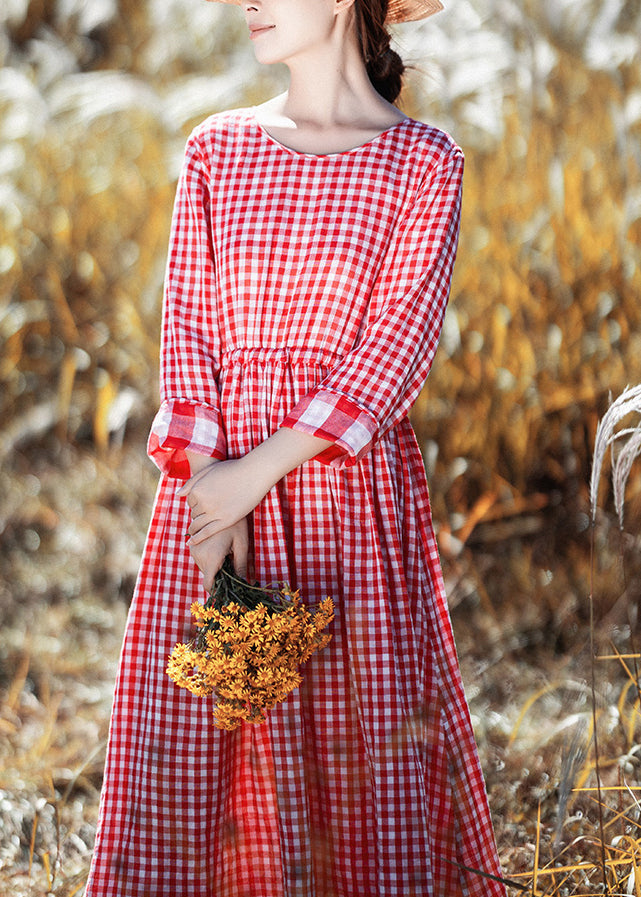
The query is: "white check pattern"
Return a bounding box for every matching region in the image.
[86,108,505,897]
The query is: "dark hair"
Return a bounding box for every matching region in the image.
[354,0,406,103]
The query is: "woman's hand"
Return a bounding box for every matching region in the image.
[179,428,334,546]
[178,457,272,545]
[187,518,249,591]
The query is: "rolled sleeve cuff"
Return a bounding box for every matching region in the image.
[147,399,227,479]
[280,389,377,469]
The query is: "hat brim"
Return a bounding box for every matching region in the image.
[206,0,443,25]
[386,0,443,23]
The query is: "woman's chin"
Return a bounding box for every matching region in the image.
[252,48,282,66]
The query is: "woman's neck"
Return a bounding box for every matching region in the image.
[285,43,379,125]
[264,22,402,131]
[256,76,405,149]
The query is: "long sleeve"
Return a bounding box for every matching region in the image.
[280,145,464,468]
[147,132,226,479]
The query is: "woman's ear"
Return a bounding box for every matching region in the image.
[334,0,357,15]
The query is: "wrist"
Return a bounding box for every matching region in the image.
[185,451,221,476]
[243,428,333,485]
[235,447,285,496]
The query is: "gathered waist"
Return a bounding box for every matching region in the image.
[220,346,345,369]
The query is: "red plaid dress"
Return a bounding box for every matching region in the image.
[86,108,505,897]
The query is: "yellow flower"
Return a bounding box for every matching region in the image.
[166,559,334,730]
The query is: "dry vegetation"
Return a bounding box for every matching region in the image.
[1,0,641,894]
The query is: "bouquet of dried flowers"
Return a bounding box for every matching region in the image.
[167,557,334,730]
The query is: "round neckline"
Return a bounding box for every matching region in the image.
[249,109,414,159]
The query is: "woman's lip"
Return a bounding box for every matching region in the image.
[249,24,274,37]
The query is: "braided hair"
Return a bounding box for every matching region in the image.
[353,0,406,103]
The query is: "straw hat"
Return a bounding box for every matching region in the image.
[386,0,443,23]
[207,0,443,25]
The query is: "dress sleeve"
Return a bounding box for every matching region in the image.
[280,145,464,469]
[147,132,227,480]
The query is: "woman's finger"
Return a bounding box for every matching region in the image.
[176,480,190,497]
[231,529,249,580]
[188,538,228,591]
[187,512,214,536]
[178,461,220,497]
[177,484,197,509]
[201,552,226,591]
[188,520,224,545]
[177,467,208,497]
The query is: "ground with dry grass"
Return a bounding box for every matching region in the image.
[2,0,641,894]
[2,435,641,897]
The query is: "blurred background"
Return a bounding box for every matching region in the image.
[1,0,640,893]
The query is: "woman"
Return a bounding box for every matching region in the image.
[86,0,506,893]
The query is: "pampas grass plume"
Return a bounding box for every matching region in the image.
[590,384,641,527]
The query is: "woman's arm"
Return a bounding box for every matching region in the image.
[279,144,464,469]
[180,429,333,546]
[147,132,227,480]
[179,430,331,587]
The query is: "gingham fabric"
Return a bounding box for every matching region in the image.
[86,108,505,897]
